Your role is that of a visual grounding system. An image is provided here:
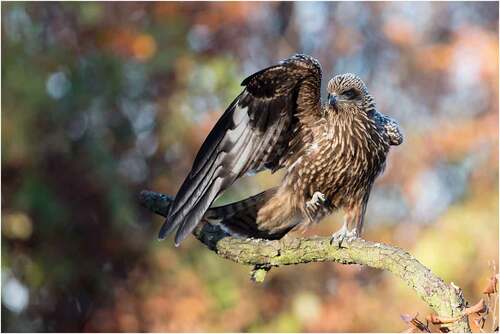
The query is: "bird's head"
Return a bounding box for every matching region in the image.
[326,73,373,115]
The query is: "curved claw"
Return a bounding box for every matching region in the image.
[330,226,358,247]
[306,191,326,210]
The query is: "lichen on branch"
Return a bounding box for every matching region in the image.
[139,190,471,332]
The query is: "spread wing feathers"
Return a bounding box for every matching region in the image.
[158,54,322,245]
[206,188,294,240]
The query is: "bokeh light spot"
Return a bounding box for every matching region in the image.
[132,34,157,61]
[2,212,33,240]
[2,274,29,314]
[46,71,71,99]
[292,292,321,324]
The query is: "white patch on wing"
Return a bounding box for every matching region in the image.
[232,104,248,125]
[225,107,250,144]
[231,133,255,173]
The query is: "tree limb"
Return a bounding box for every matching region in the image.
[140,190,471,332]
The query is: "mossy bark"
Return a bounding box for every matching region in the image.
[140,190,471,332]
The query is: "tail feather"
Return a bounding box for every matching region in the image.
[207,188,296,240]
[157,188,297,241]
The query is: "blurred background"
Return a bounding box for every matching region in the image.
[1,2,498,332]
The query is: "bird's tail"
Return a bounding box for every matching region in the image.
[155,188,298,240]
[205,188,296,240]
[156,188,297,240]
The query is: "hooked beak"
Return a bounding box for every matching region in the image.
[328,94,338,110]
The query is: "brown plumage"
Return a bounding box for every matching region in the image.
[158,54,403,246]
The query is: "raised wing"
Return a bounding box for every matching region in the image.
[159,54,323,245]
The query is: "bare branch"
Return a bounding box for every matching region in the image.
[140,190,471,332]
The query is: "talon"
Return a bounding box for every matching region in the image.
[306,191,328,224]
[330,226,358,247]
[306,191,327,208]
[311,191,326,203]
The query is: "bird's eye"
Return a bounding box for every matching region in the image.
[343,89,357,99]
